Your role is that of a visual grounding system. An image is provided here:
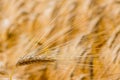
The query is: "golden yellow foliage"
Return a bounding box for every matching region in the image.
[0,0,120,80]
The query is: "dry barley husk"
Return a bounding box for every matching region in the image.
[0,0,120,80]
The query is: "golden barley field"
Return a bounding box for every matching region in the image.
[0,0,120,80]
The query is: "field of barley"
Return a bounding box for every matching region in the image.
[0,0,120,80]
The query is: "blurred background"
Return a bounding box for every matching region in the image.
[0,0,120,80]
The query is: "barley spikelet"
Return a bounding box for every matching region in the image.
[16,55,56,66]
